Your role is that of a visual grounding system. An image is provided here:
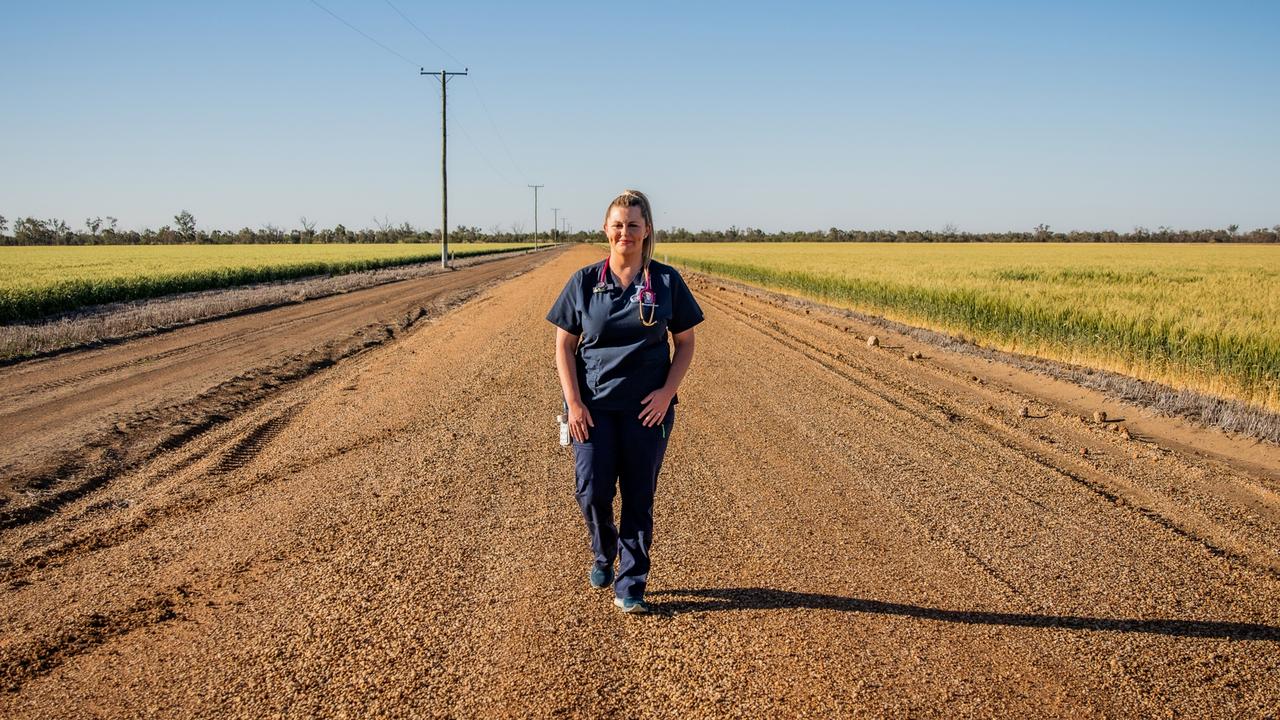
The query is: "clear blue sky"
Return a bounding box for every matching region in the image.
[1,1,1276,234]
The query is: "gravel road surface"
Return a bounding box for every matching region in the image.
[2,245,1277,718]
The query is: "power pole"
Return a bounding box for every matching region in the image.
[528,184,543,248]
[551,208,560,243]
[421,67,468,268]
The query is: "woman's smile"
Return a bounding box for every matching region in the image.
[605,205,649,257]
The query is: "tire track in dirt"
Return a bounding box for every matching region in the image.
[211,404,302,474]
[1,301,355,410]
[0,586,189,693]
[1,245,1278,718]
[6,403,327,581]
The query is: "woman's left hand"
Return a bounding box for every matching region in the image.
[638,387,675,427]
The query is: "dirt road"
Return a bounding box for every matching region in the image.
[2,245,1278,717]
[0,249,558,526]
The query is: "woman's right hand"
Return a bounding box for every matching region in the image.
[568,400,594,442]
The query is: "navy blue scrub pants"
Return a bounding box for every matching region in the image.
[573,406,674,600]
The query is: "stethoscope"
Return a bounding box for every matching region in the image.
[593,256,658,327]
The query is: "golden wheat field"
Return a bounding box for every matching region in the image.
[0,243,530,322]
[659,242,1280,411]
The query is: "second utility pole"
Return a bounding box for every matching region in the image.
[422,67,468,268]
[528,184,543,248]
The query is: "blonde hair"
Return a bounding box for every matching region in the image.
[604,189,656,267]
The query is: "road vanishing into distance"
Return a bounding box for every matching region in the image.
[2,245,1278,717]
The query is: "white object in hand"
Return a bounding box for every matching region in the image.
[557,414,570,446]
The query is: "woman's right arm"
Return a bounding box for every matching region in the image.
[555,328,594,441]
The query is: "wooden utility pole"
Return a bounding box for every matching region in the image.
[421,67,468,268]
[551,208,560,243]
[528,184,543,248]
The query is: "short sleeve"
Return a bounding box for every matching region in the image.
[667,270,704,334]
[546,272,583,335]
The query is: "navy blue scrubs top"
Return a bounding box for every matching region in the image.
[547,258,704,411]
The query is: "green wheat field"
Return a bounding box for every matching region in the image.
[660,243,1280,411]
[0,243,531,323]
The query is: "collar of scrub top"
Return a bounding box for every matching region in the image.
[595,256,658,326]
[594,257,655,305]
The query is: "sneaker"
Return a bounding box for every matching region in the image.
[613,596,652,614]
[589,565,612,589]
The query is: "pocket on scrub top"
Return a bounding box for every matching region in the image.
[583,356,602,388]
[642,300,671,322]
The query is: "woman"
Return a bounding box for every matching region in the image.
[546,190,703,614]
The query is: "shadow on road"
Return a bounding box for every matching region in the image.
[648,587,1280,641]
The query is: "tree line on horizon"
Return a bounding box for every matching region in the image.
[1,211,1276,246]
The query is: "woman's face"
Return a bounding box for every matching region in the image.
[604,205,649,257]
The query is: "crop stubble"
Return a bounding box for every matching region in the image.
[0,246,1278,718]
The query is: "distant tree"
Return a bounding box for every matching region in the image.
[299,216,316,235]
[49,218,72,243]
[1227,223,1239,235]
[1034,223,1051,239]
[0,214,7,235]
[85,217,102,236]
[941,222,959,235]
[13,217,71,244]
[174,210,196,240]
[151,224,179,244]
[105,216,118,231]
[14,217,49,243]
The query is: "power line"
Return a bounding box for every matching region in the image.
[308,0,419,67]
[453,117,516,186]
[377,1,529,184]
[381,0,466,68]
[468,80,529,183]
[427,74,520,189]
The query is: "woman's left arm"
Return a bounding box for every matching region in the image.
[639,328,696,427]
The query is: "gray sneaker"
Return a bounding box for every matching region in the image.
[614,596,652,614]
